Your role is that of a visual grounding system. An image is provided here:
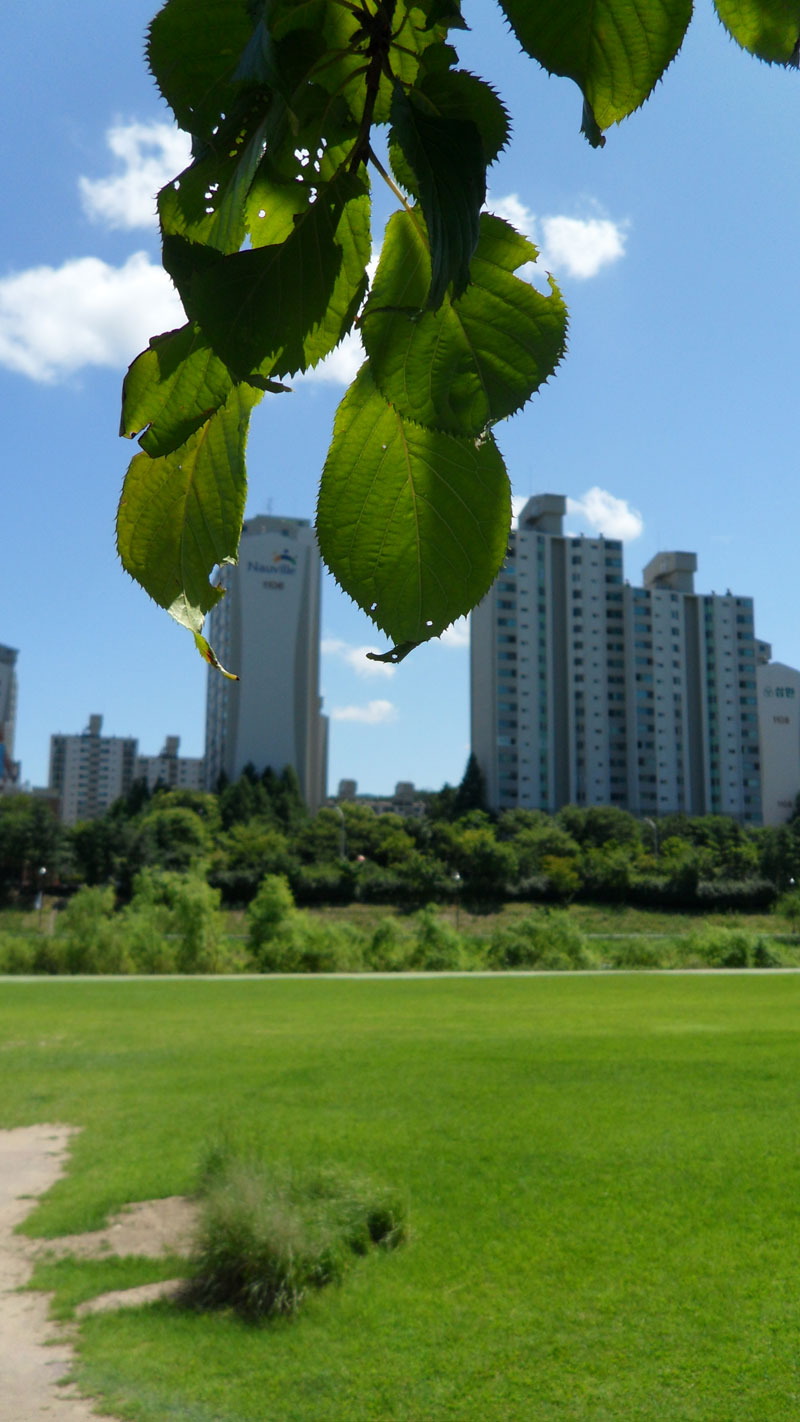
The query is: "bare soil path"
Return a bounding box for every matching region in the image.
[0,1125,118,1422]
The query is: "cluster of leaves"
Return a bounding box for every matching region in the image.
[118,0,799,671]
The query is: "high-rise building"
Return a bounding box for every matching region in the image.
[0,644,19,790]
[49,714,138,825]
[204,515,327,810]
[471,494,763,822]
[135,735,205,793]
[756,661,800,826]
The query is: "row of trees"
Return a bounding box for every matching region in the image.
[3,758,800,912]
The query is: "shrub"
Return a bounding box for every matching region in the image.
[365,918,413,972]
[681,925,759,968]
[601,937,665,969]
[409,906,464,970]
[54,885,133,974]
[487,910,594,971]
[126,869,225,973]
[247,875,302,971]
[182,1147,406,1321]
[0,932,36,974]
[774,889,800,931]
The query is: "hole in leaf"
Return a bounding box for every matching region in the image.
[426,620,433,627]
[258,209,266,219]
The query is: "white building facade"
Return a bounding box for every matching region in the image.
[204,515,327,811]
[756,662,800,826]
[49,714,138,825]
[134,735,205,793]
[471,494,763,823]
[0,644,19,790]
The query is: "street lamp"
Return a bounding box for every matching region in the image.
[36,865,46,931]
[453,871,462,932]
[643,818,659,861]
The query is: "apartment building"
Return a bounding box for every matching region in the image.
[471,494,763,822]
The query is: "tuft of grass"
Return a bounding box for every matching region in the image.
[182,1146,406,1321]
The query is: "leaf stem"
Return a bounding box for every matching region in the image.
[367,144,414,216]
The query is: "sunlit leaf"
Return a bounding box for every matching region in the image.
[497,0,693,144]
[362,211,567,436]
[148,0,255,142]
[714,0,800,62]
[317,365,510,648]
[117,384,260,638]
[120,323,234,458]
[189,173,367,377]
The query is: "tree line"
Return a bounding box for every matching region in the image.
[3,755,800,913]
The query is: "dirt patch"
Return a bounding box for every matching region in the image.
[0,1125,199,1421]
[39,1195,197,1261]
[0,1124,118,1421]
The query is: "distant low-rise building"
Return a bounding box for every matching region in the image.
[329,779,426,818]
[135,735,205,793]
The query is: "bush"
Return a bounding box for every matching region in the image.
[248,876,365,972]
[126,869,225,973]
[409,906,464,970]
[0,932,36,974]
[681,925,767,969]
[54,885,134,974]
[364,918,413,972]
[774,889,800,930]
[182,1146,406,1321]
[247,875,302,971]
[487,910,595,971]
[600,937,665,969]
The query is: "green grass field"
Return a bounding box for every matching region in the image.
[4,975,800,1420]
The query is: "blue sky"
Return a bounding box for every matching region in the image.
[3,3,798,795]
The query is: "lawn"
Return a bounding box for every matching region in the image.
[3,975,800,1420]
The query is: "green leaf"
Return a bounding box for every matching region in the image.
[189,173,368,378]
[714,0,800,62]
[121,323,235,458]
[390,67,509,197]
[294,0,444,128]
[497,0,693,143]
[317,365,510,648]
[158,113,271,255]
[362,211,567,436]
[117,384,260,638]
[147,0,255,142]
[390,82,485,308]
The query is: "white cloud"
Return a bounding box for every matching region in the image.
[540,215,626,280]
[487,191,627,281]
[330,699,397,724]
[0,252,184,382]
[567,487,643,542]
[321,638,396,679]
[79,121,192,230]
[297,329,364,386]
[491,193,536,234]
[438,617,470,649]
